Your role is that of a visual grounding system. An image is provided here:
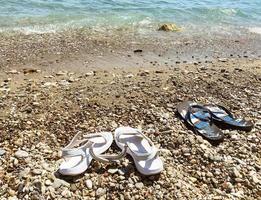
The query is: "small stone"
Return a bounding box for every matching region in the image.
[45,180,52,186]
[15,150,29,158]
[189,177,197,183]
[7,70,19,74]
[67,77,76,83]
[52,179,70,189]
[231,134,240,141]
[96,188,106,197]
[232,168,242,178]
[160,148,172,156]
[125,74,134,78]
[133,49,142,53]
[8,196,18,200]
[32,102,40,107]
[32,169,42,175]
[135,182,144,189]
[111,121,118,128]
[23,68,39,74]
[118,168,127,175]
[85,71,95,76]
[108,168,118,174]
[42,82,56,87]
[118,175,125,180]
[56,71,67,76]
[0,149,6,156]
[33,181,42,192]
[138,70,149,76]
[85,179,93,189]
[218,58,228,62]
[61,189,71,197]
[8,189,16,197]
[251,174,259,184]
[182,147,190,156]
[19,168,30,178]
[155,184,161,190]
[222,181,233,192]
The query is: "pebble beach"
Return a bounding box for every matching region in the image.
[0,1,261,199]
[0,30,260,199]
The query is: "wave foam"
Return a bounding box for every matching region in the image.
[248,27,261,34]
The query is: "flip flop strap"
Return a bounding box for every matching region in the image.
[186,104,213,127]
[62,146,87,157]
[89,144,128,163]
[116,129,158,160]
[204,104,234,120]
[62,132,107,158]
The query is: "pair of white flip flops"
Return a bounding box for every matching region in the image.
[59,127,163,176]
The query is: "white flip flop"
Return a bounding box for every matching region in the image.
[114,127,163,175]
[59,131,113,176]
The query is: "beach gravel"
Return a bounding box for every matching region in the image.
[0,32,260,199]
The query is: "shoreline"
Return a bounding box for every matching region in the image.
[1,28,261,71]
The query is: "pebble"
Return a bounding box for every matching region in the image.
[231,134,240,141]
[52,179,70,189]
[0,149,6,156]
[189,177,197,183]
[0,60,260,199]
[118,168,127,175]
[32,169,42,175]
[135,182,144,189]
[85,179,93,189]
[108,168,118,174]
[96,188,106,197]
[7,70,19,74]
[56,71,67,76]
[251,174,259,184]
[19,168,30,178]
[85,71,95,76]
[45,180,52,186]
[14,150,29,158]
[232,168,242,178]
[155,184,161,190]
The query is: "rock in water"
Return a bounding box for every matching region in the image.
[158,23,181,32]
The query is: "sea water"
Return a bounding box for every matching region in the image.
[0,0,261,35]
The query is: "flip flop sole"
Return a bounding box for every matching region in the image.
[114,127,163,175]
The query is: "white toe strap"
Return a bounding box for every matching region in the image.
[61,132,108,158]
[62,147,86,157]
[116,129,158,160]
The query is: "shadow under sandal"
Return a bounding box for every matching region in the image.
[204,104,254,132]
[177,101,224,141]
[114,127,163,175]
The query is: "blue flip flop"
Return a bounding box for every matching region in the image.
[204,104,254,132]
[177,101,224,141]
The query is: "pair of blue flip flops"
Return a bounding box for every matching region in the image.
[177,101,254,141]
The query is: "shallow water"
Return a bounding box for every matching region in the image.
[0,0,261,35]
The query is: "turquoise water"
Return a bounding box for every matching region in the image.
[0,0,261,34]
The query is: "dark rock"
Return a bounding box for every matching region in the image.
[134,49,142,53]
